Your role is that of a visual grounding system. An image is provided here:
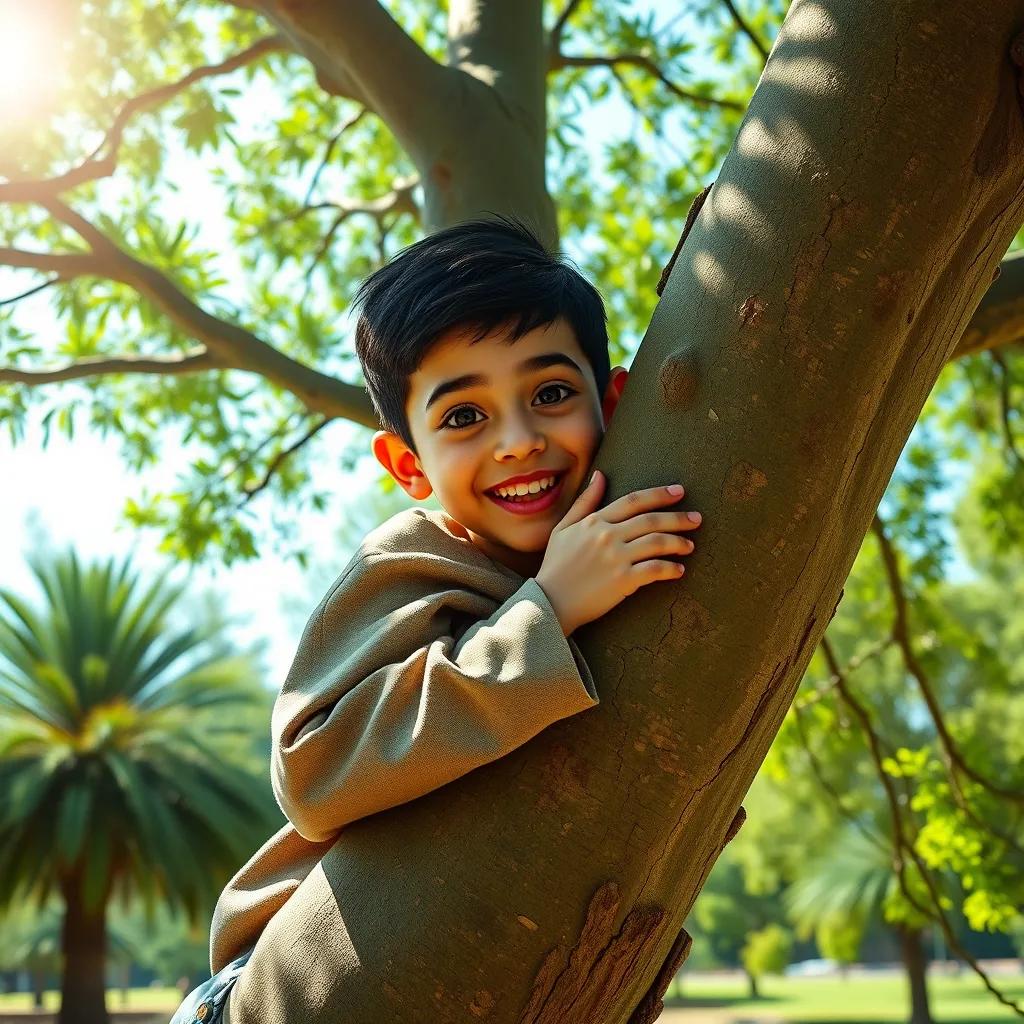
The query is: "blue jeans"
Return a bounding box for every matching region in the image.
[168,949,252,1024]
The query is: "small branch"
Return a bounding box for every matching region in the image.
[823,638,1024,1018]
[303,108,369,207]
[792,695,889,852]
[238,415,334,506]
[719,0,770,64]
[548,0,585,54]
[302,176,420,283]
[0,349,215,385]
[872,513,1024,806]
[792,636,892,710]
[0,276,61,307]
[0,36,287,202]
[550,52,745,112]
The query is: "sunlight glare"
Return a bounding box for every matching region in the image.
[0,1,64,126]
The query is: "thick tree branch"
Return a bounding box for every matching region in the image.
[0,36,287,202]
[951,250,1024,361]
[256,0,455,166]
[0,348,216,385]
[720,0,770,64]
[0,247,114,279]
[871,513,1024,806]
[448,0,546,128]
[550,52,745,112]
[4,198,376,426]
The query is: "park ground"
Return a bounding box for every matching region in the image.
[0,968,1021,1023]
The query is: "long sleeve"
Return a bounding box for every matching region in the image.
[271,555,599,843]
[209,508,601,972]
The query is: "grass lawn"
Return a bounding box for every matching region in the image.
[661,971,1024,1023]
[0,988,183,1012]
[0,973,1021,1021]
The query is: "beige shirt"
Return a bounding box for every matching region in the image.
[209,506,600,973]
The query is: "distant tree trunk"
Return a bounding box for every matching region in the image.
[31,968,45,1008]
[58,872,108,1024]
[896,927,932,1024]
[227,1,1024,1020]
[745,969,760,1000]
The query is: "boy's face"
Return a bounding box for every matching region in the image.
[372,316,628,577]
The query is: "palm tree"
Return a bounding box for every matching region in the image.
[785,822,935,1024]
[0,550,281,1024]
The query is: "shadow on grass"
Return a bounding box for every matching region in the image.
[664,994,784,1008]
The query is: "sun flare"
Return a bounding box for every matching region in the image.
[0,1,65,125]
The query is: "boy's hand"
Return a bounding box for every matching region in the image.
[535,470,702,637]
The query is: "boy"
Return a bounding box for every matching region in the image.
[172,216,701,1024]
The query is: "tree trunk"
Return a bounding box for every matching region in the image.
[746,969,760,1000]
[228,2,1024,1021]
[897,927,933,1024]
[31,968,45,1009]
[58,873,108,1024]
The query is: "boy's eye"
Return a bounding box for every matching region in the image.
[440,383,577,431]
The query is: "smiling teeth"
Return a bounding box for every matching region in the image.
[495,475,557,498]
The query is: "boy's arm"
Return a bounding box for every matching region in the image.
[271,555,599,843]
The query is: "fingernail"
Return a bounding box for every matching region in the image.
[590,470,599,485]
[688,511,702,523]
[667,484,684,495]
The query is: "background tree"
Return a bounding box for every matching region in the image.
[785,824,936,1024]
[0,550,280,1024]
[740,923,793,1000]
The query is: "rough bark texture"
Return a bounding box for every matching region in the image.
[229,1,1024,1021]
[58,874,107,1024]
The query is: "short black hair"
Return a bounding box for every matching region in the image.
[353,214,610,455]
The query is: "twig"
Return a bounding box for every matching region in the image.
[872,513,1024,805]
[823,638,1024,1018]
[0,36,287,203]
[552,53,744,112]
[719,0,770,64]
[238,416,334,506]
[0,277,62,307]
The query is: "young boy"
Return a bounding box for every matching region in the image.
[171,216,701,1024]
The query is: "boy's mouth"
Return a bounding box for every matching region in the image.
[484,470,568,516]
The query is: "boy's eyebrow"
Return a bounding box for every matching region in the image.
[424,352,584,412]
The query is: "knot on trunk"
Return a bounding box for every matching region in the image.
[658,353,700,410]
[724,805,747,846]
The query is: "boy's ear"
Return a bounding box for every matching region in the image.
[601,366,629,427]
[372,430,433,499]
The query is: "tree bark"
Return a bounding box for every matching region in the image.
[58,873,107,1024]
[896,927,933,1024]
[228,1,1024,1021]
[260,0,556,244]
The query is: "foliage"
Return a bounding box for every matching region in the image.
[0,548,280,918]
[0,0,784,565]
[741,923,793,981]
